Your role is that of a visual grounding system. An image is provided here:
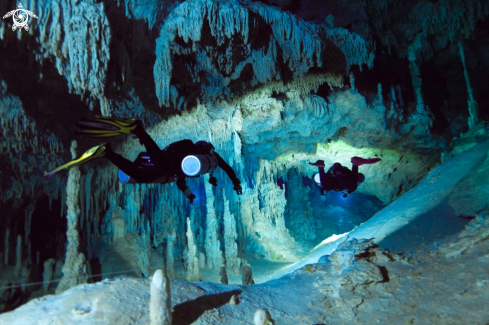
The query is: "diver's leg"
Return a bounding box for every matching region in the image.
[105,145,158,182]
[352,164,359,178]
[131,121,161,159]
[346,164,359,193]
[105,150,145,181]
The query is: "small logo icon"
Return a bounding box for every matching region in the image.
[2,2,38,32]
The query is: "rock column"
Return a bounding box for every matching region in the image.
[458,42,479,129]
[56,141,89,294]
[150,269,172,325]
[204,175,224,269]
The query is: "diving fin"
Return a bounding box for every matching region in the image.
[44,143,108,177]
[76,115,137,138]
[351,157,382,166]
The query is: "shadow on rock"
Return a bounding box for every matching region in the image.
[172,289,242,325]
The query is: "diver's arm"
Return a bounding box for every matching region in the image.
[214,152,242,194]
[347,184,358,194]
[176,176,196,204]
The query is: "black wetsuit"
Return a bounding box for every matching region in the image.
[105,124,240,195]
[318,163,359,195]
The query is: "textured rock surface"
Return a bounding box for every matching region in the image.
[2,219,489,324]
[263,139,489,281]
[154,0,350,109]
[55,141,90,294]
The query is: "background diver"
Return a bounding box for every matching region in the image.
[44,116,243,203]
[309,157,381,201]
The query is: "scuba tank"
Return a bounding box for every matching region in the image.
[181,153,218,177]
[118,152,176,184]
[314,173,322,187]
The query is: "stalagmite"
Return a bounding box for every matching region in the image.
[223,189,240,275]
[241,263,255,285]
[42,258,56,294]
[15,235,22,277]
[138,220,151,277]
[229,294,239,305]
[254,309,274,325]
[349,72,356,92]
[56,141,89,294]
[4,228,9,265]
[166,230,177,280]
[150,269,172,325]
[286,169,316,240]
[24,205,34,245]
[184,217,201,282]
[199,252,206,268]
[241,160,299,262]
[204,174,224,269]
[458,42,479,129]
[406,34,433,138]
[408,36,425,114]
[377,83,383,103]
[220,266,229,284]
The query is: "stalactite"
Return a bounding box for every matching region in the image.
[154,0,341,108]
[458,42,479,129]
[0,83,64,206]
[324,27,374,72]
[36,0,111,100]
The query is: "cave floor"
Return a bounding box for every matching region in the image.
[1,215,488,325]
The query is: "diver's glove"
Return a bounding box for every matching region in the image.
[233,181,243,195]
[209,176,217,187]
[321,195,326,202]
[183,188,196,204]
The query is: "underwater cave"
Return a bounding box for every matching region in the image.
[1,0,489,324]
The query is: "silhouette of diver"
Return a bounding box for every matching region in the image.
[44,117,242,204]
[309,157,381,200]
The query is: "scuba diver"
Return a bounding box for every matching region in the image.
[309,157,381,201]
[44,116,242,204]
